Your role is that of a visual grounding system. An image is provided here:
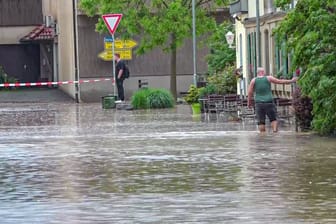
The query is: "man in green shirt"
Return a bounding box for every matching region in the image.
[248,67,297,133]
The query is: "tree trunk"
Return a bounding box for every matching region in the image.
[170,33,177,100]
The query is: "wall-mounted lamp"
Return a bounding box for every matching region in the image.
[225,31,235,48]
[232,13,241,21]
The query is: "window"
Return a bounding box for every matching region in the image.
[247,32,256,81]
[264,0,274,14]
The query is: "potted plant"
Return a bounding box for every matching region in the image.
[184,85,201,114]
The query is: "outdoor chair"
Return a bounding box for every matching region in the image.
[238,98,256,123]
[206,94,225,119]
[221,94,240,120]
[275,98,293,124]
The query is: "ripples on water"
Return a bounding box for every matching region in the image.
[0,103,335,223]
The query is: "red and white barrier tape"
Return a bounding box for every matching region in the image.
[0,78,114,88]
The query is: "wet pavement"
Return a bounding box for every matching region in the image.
[0,89,74,103]
[0,103,335,223]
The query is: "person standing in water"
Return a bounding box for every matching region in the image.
[248,67,297,133]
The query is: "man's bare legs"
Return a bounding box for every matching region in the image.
[259,124,266,133]
[258,121,277,133]
[271,120,278,132]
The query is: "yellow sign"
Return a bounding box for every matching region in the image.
[98,49,132,61]
[104,41,112,49]
[105,39,138,49]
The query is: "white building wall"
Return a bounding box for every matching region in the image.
[234,0,299,98]
[234,20,247,96]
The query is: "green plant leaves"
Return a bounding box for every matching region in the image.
[274,0,336,134]
[131,88,175,109]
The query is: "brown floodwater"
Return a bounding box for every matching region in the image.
[0,103,335,223]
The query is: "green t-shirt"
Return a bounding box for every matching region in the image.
[254,76,273,103]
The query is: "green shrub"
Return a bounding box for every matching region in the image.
[184,85,200,104]
[131,88,175,109]
[199,83,216,98]
[131,88,151,109]
[207,65,237,95]
[147,89,175,109]
[0,66,17,84]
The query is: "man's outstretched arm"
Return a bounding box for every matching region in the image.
[267,76,297,84]
[247,78,255,108]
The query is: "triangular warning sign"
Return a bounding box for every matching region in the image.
[102,14,123,35]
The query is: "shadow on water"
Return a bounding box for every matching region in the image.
[0,103,335,223]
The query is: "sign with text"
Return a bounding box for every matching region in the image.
[98,49,132,61]
[104,39,138,50]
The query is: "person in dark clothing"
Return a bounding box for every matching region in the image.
[114,53,126,102]
[247,67,297,133]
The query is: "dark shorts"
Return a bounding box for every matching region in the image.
[255,102,277,125]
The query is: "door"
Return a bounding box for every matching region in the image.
[0,44,40,83]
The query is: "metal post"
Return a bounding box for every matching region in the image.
[73,0,80,103]
[192,0,197,86]
[256,0,261,68]
[112,34,116,97]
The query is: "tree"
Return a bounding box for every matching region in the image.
[79,0,230,99]
[207,22,235,75]
[274,0,336,135]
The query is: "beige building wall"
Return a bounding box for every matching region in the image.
[0,0,57,45]
[0,27,36,44]
[42,0,58,17]
[56,0,77,100]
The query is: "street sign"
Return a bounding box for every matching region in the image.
[104,39,138,50]
[102,14,122,35]
[104,36,114,49]
[98,49,132,61]
[114,39,138,49]
[104,36,113,42]
[105,41,113,50]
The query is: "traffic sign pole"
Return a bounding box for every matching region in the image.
[112,34,116,97]
[102,14,122,99]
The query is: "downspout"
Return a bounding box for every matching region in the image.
[256,0,261,70]
[72,0,80,103]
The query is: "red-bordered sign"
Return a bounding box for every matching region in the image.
[102,14,123,35]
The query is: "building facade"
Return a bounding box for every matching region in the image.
[230,0,297,98]
[0,0,56,85]
[0,0,229,102]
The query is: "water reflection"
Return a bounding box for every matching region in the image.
[0,103,335,223]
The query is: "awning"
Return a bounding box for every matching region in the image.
[20,25,55,42]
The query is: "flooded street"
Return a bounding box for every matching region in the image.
[0,103,335,223]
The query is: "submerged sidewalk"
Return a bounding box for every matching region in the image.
[0,88,74,103]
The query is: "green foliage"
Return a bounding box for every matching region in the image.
[274,0,336,135]
[207,66,237,95]
[0,66,18,90]
[199,83,216,98]
[131,88,151,109]
[79,0,229,54]
[79,0,230,98]
[275,0,292,10]
[207,22,236,74]
[131,88,175,109]
[147,88,175,109]
[184,85,200,104]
